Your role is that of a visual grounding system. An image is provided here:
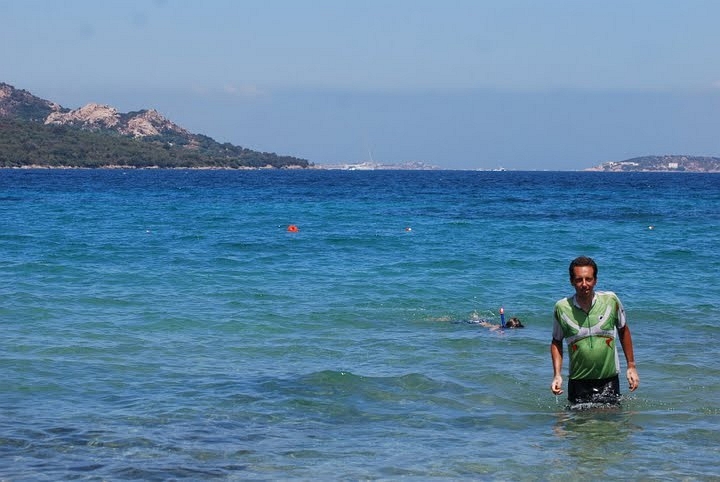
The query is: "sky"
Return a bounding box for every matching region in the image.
[2,0,720,170]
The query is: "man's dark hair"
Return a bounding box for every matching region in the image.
[569,256,598,280]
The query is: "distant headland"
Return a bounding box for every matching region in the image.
[0,82,311,169]
[586,155,720,173]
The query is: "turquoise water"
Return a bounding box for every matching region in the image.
[1,169,719,480]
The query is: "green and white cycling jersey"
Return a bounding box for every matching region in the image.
[552,291,626,380]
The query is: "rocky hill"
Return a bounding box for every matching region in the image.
[587,155,720,172]
[0,82,310,169]
[0,82,62,121]
[44,103,193,139]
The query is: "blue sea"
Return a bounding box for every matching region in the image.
[1,169,719,480]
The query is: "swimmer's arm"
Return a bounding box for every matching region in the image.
[550,338,564,395]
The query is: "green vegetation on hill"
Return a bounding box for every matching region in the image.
[0,120,310,169]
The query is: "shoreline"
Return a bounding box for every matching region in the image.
[2,164,307,170]
[3,165,720,173]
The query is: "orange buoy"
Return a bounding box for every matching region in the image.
[287,224,299,233]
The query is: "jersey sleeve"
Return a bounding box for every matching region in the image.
[552,305,564,341]
[614,293,627,329]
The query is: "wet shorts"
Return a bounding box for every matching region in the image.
[567,375,621,405]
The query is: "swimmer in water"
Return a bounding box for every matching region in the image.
[478,317,524,331]
[468,311,524,330]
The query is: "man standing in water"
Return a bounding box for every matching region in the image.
[550,256,639,405]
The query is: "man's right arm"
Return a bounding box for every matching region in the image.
[550,338,564,394]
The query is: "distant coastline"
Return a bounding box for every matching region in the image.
[317,160,440,171]
[4,82,719,172]
[4,159,720,172]
[585,155,720,173]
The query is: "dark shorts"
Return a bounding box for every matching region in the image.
[567,375,621,405]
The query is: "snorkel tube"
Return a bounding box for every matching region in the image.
[500,307,506,329]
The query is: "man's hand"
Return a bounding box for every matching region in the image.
[626,367,639,391]
[551,375,564,395]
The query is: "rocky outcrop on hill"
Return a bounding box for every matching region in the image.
[124,109,189,138]
[45,103,120,130]
[44,102,190,138]
[0,83,63,121]
[1,83,188,140]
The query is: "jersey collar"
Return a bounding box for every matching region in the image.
[572,292,597,310]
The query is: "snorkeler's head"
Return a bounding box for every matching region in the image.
[505,317,524,328]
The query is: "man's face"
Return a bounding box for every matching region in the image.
[571,266,597,298]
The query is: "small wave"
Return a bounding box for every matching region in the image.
[260,370,466,411]
[656,248,695,258]
[294,370,452,394]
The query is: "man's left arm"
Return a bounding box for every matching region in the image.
[617,325,639,391]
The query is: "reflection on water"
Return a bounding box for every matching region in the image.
[552,408,643,477]
[554,408,641,439]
